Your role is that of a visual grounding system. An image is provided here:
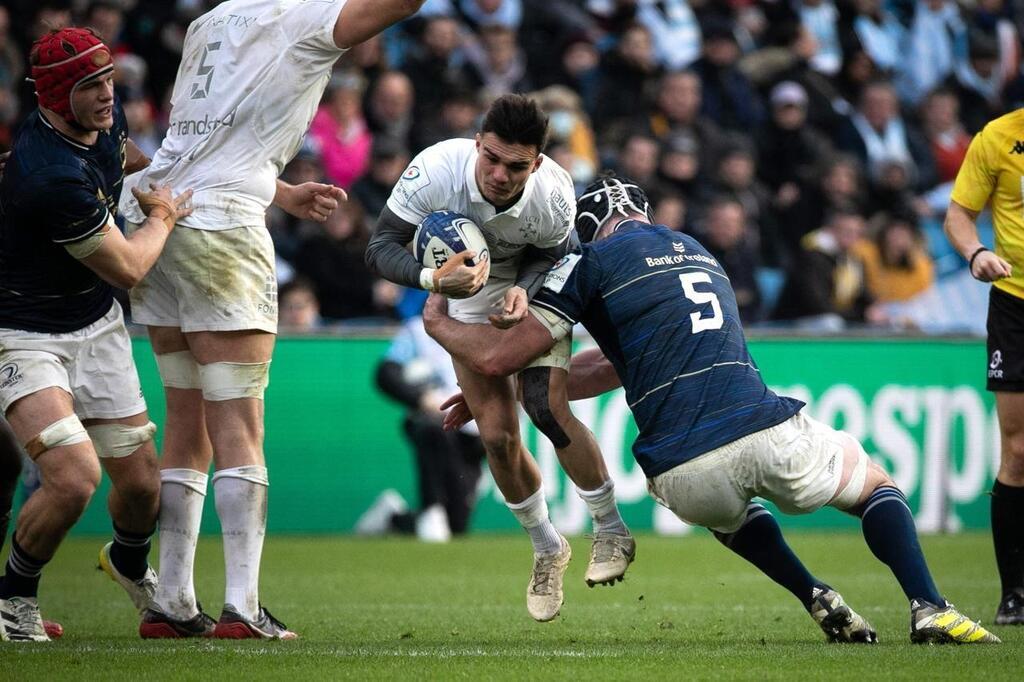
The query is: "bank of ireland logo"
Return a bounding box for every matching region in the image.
[672,241,686,253]
[0,362,22,390]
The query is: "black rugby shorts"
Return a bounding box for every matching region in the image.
[987,286,1024,392]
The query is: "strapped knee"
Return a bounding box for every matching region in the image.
[86,421,157,459]
[199,361,271,401]
[23,414,89,458]
[156,351,201,389]
[520,367,570,449]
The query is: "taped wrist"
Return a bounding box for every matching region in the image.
[420,268,437,292]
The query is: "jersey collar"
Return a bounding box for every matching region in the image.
[38,110,92,151]
[465,149,535,219]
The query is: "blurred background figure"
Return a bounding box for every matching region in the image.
[278,277,325,334]
[773,209,883,329]
[532,85,598,187]
[352,137,412,219]
[360,317,486,542]
[699,197,763,323]
[853,212,935,304]
[293,199,398,324]
[308,70,373,190]
[463,25,532,99]
[365,70,416,152]
[837,79,936,194]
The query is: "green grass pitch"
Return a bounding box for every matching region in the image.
[1,532,1021,679]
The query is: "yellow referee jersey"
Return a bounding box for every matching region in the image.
[951,109,1024,300]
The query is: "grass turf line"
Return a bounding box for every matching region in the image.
[0,532,1021,680]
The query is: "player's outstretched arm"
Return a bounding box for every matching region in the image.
[333,0,426,49]
[567,348,622,400]
[944,200,1013,281]
[79,184,192,289]
[422,293,555,376]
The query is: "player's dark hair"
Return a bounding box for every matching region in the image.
[481,94,548,153]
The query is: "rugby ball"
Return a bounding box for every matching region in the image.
[414,210,490,272]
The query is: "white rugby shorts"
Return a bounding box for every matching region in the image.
[647,412,848,533]
[0,301,146,419]
[128,223,277,334]
[450,275,570,371]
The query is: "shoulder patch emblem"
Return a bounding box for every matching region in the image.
[394,164,431,206]
[542,253,582,294]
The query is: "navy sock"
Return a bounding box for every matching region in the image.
[857,486,943,605]
[714,504,825,609]
[991,480,1024,596]
[109,523,153,581]
[0,535,47,599]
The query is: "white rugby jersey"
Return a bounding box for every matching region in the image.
[119,0,346,230]
[386,138,575,282]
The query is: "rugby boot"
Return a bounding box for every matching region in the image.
[910,599,1000,644]
[808,587,877,643]
[0,597,48,642]
[214,604,298,640]
[99,541,158,614]
[527,535,572,622]
[585,533,636,587]
[994,589,1024,625]
[139,604,216,638]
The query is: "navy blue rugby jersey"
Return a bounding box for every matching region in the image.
[0,102,128,332]
[532,221,803,477]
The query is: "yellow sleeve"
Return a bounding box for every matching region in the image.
[950,127,998,212]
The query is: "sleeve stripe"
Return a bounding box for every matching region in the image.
[52,208,111,244]
[531,298,577,325]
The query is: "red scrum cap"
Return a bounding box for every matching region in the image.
[30,28,113,123]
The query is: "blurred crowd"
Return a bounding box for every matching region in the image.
[2,0,1021,332]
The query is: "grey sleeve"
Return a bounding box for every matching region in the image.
[364,206,423,289]
[515,231,580,299]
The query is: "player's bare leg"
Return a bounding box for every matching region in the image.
[519,367,635,587]
[0,417,22,560]
[140,325,216,638]
[1,389,99,641]
[453,360,570,622]
[992,392,1024,624]
[186,329,294,640]
[89,411,160,617]
[0,417,63,640]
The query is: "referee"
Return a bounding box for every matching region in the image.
[944,109,1024,625]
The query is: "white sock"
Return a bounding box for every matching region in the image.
[154,468,207,620]
[507,488,563,555]
[213,465,269,621]
[577,480,630,536]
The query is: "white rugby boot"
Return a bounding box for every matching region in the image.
[527,535,572,622]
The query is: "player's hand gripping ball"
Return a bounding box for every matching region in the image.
[414,211,490,298]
